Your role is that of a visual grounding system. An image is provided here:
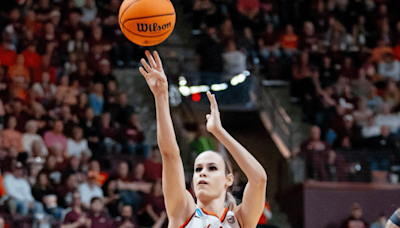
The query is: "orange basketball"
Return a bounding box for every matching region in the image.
[119,0,176,46]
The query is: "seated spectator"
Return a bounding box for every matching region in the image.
[280,24,298,56]
[366,87,384,114]
[67,29,89,60]
[57,172,79,209]
[63,156,86,185]
[365,126,396,183]
[351,68,374,100]
[72,93,90,120]
[87,197,111,228]
[102,177,120,218]
[314,85,337,127]
[6,98,30,132]
[43,120,68,154]
[237,0,260,20]
[109,92,135,125]
[92,59,116,88]
[23,120,48,157]
[89,83,104,116]
[98,112,119,154]
[32,72,57,108]
[298,21,319,54]
[138,179,167,228]
[114,161,151,213]
[21,41,41,72]
[60,191,92,228]
[3,162,44,216]
[1,116,23,153]
[340,203,369,228]
[340,56,358,81]
[337,84,358,112]
[7,54,30,89]
[86,45,109,75]
[79,107,102,158]
[41,154,64,187]
[78,171,104,209]
[378,52,400,82]
[361,117,381,139]
[319,56,339,88]
[353,99,374,127]
[0,38,17,67]
[113,205,138,228]
[299,126,347,181]
[1,147,18,175]
[335,115,360,147]
[67,126,90,159]
[383,80,400,108]
[88,160,108,187]
[371,39,393,64]
[105,80,119,107]
[144,146,162,182]
[60,104,78,137]
[374,103,400,133]
[64,52,78,75]
[69,61,91,91]
[119,113,146,156]
[258,23,281,61]
[222,40,247,76]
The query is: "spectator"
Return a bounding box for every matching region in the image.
[138,179,167,228]
[114,162,151,213]
[69,61,91,90]
[340,203,369,228]
[374,103,400,133]
[87,197,111,228]
[63,156,86,185]
[67,126,90,159]
[41,154,63,187]
[6,99,30,132]
[119,114,145,156]
[79,107,101,157]
[319,56,339,88]
[109,92,134,126]
[222,40,247,76]
[81,0,98,26]
[57,172,79,208]
[237,0,260,20]
[78,170,104,209]
[67,29,89,61]
[351,68,374,100]
[98,112,119,154]
[280,24,298,56]
[300,126,346,181]
[61,191,91,228]
[64,52,78,75]
[103,177,120,218]
[379,52,400,81]
[361,117,381,139]
[72,93,90,119]
[112,205,137,228]
[43,120,68,154]
[92,59,115,88]
[3,161,44,216]
[23,120,48,157]
[89,83,104,116]
[32,72,57,107]
[7,54,30,89]
[144,146,162,182]
[1,116,23,152]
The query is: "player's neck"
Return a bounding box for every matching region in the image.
[197,195,226,218]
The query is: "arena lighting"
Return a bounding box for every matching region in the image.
[230,70,250,86]
[190,85,210,94]
[179,86,190,97]
[211,83,228,91]
[178,76,187,86]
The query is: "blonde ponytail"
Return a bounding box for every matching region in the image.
[225,192,237,211]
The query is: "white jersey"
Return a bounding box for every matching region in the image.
[180,206,241,228]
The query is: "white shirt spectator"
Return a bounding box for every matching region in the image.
[32,82,57,99]
[23,133,48,156]
[378,59,400,81]
[78,182,103,207]
[361,125,381,138]
[375,114,400,133]
[67,138,89,159]
[3,174,35,202]
[223,51,247,76]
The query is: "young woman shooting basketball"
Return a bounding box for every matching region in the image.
[139,50,267,228]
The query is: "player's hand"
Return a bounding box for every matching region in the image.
[139,50,168,98]
[206,91,222,134]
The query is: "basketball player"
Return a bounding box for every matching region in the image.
[139,50,267,228]
[386,209,400,228]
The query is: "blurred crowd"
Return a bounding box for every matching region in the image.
[0,0,171,227]
[180,0,400,184]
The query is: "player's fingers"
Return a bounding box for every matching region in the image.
[153,51,163,68]
[141,58,152,72]
[212,94,219,111]
[206,91,213,103]
[206,114,211,120]
[145,50,157,68]
[139,67,148,78]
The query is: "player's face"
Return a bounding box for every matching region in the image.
[193,152,232,203]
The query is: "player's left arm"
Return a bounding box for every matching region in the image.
[205,92,267,227]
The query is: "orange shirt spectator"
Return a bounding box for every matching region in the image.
[281,25,299,50]
[7,55,31,85]
[371,40,393,64]
[1,116,24,152]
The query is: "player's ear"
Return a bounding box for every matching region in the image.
[226,173,234,187]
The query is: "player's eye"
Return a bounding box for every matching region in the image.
[209,166,217,171]
[195,167,202,172]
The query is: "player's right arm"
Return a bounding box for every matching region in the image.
[139,51,196,223]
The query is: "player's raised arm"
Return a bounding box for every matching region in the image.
[205,91,267,228]
[139,51,195,223]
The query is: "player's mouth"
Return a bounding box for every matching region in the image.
[198,180,208,185]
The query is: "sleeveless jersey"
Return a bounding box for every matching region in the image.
[180,206,241,228]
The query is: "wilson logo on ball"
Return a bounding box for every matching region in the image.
[137,22,172,32]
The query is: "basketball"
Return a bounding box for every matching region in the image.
[119,0,176,46]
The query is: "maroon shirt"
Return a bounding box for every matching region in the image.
[145,195,165,216]
[63,210,87,228]
[144,160,162,182]
[87,211,112,228]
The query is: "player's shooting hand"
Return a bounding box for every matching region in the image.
[206,91,222,134]
[139,50,168,98]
